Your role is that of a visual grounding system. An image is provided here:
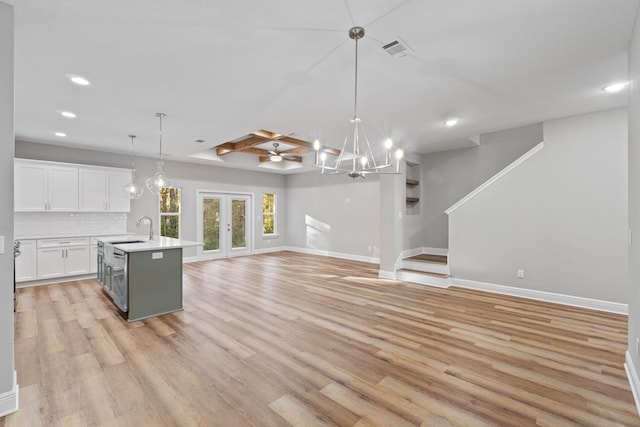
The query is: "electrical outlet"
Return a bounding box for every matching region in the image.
[517,269,525,279]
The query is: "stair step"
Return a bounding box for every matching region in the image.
[405,254,448,264]
[396,269,451,288]
[396,269,450,279]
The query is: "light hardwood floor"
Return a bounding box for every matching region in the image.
[3,251,639,426]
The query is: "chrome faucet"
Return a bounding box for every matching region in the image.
[136,216,154,241]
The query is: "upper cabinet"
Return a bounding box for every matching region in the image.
[15,160,78,212]
[79,168,130,212]
[15,159,131,213]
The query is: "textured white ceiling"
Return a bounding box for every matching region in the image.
[7,0,639,174]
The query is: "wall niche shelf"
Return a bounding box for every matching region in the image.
[405,161,421,215]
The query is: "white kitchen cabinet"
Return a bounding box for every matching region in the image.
[108,171,131,212]
[48,165,79,211]
[14,161,47,211]
[37,237,90,279]
[79,168,107,211]
[79,168,130,212]
[14,160,79,212]
[15,239,37,282]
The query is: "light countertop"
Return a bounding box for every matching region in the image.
[96,235,203,253]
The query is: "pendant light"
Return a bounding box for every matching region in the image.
[146,112,173,195]
[123,134,144,199]
[313,26,404,178]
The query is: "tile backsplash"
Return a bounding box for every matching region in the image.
[15,212,128,238]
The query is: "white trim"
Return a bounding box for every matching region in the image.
[285,246,380,264]
[378,270,396,279]
[0,370,19,417]
[451,277,628,314]
[626,351,640,416]
[421,247,448,256]
[400,247,423,260]
[17,273,96,288]
[253,246,287,255]
[445,141,544,215]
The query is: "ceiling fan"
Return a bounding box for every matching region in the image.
[266,142,301,163]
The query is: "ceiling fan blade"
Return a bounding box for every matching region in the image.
[283,156,303,163]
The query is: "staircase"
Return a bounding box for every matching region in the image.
[396,253,451,288]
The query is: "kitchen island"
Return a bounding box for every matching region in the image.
[97,235,202,322]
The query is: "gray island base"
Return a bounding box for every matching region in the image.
[128,247,183,322]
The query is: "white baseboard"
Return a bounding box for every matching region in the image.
[400,247,424,259]
[378,270,396,280]
[421,247,449,256]
[253,246,288,255]
[0,370,19,417]
[17,273,96,288]
[285,246,380,264]
[626,351,640,416]
[451,278,628,315]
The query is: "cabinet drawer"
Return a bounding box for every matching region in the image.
[38,237,90,248]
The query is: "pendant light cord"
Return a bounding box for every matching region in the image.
[156,112,166,163]
[129,134,136,177]
[353,36,358,120]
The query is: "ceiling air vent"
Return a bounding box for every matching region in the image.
[382,38,412,58]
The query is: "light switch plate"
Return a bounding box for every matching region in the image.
[0,236,4,254]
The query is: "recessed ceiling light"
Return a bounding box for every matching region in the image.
[60,111,76,118]
[54,132,66,137]
[67,75,90,86]
[603,82,628,93]
[445,118,459,127]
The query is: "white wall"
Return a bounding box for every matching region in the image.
[15,141,287,257]
[0,1,16,415]
[627,2,640,393]
[449,108,628,303]
[285,171,380,260]
[422,124,542,249]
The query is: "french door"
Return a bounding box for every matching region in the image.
[197,192,252,259]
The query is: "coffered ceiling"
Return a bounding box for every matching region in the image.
[7,0,639,173]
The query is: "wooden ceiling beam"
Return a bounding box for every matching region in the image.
[242,147,271,156]
[216,142,236,156]
[281,147,312,155]
[234,134,269,151]
[320,147,341,156]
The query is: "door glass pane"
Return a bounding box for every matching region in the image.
[203,198,220,251]
[231,199,246,249]
[160,215,179,238]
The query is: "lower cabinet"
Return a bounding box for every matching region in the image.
[15,239,37,282]
[37,238,91,279]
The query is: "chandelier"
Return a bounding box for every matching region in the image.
[146,112,173,195]
[123,134,144,199]
[313,26,404,178]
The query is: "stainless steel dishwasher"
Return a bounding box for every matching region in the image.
[104,245,128,312]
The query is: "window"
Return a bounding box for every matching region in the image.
[160,188,181,238]
[262,193,276,235]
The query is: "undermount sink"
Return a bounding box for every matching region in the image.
[110,240,146,245]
